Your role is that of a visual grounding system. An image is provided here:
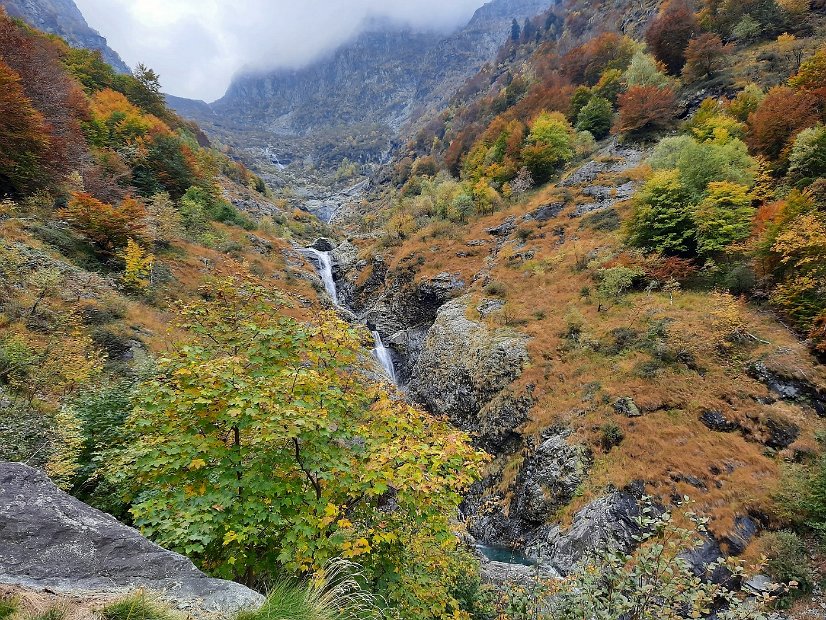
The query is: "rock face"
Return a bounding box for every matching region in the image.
[0,0,130,73]
[175,0,551,170]
[748,360,826,417]
[409,296,530,448]
[526,489,646,576]
[512,433,592,525]
[0,463,263,615]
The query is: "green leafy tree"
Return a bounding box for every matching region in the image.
[111,272,486,619]
[576,96,613,140]
[649,134,755,199]
[522,112,575,184]
[627,170,696,254]
[568,86,593,120]
[694,181,754,255]
[788,124,826,186]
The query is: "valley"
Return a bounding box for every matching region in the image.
[1,0,826,618]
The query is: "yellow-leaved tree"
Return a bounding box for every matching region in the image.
[110,269,487,620]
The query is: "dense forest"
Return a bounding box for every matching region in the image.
[2,0,826,618]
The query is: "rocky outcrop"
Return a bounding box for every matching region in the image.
[0,463,263,615]
[409,296,529,447]
[511,432,592,525]
[526,488,646,576]
[748,360,826,417]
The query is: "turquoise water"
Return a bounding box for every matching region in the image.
[476,544,536,566]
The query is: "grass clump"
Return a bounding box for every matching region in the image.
[239,560,383,620]
[101,595,176,620]
[0,598,18,620]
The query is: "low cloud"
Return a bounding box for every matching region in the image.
[74,0,485,101]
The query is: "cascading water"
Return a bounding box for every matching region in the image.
[303,246,397,384]
[303,248,338,303]
[372,331,397,384]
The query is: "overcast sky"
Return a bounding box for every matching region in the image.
[73,0,486,102]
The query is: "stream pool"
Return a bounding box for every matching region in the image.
[475,544,537,566]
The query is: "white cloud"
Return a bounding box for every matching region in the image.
[74,0,485,102]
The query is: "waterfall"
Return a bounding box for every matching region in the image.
[304,245,397,385]
[372,331,397,384]
[303,248,338,303]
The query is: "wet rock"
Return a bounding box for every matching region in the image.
[614,397,641,417]
[386,325,430,385]
[700,409,740,433]
[744,574,779,596]
[748,360,826,417]
[409,296,529,435]
[669,472,708,491]
[512,432,592,525]
[480,559,559,587]
[681,536,732,586]
[0,463,263,615]
[763,416,800,450]
[526,490,645,576]
[722,515,759,556]
[310,237,336,252]
[486,217,516,237]
[525,202,565,222]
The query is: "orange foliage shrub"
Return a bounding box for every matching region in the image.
[0,59,50,196]
[59,192,147,254]
[562,32,636,86]
[615,86,677,135]
[646,0,699,75]
[747,86,820,160]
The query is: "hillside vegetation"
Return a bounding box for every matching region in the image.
[3,0,826,619]
[332,0,826,615]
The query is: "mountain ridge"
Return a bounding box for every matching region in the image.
[0,0,130,73]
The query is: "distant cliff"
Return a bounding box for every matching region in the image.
[0,0,130,73]
[172,0,553,171]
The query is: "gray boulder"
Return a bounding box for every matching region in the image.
[526,490,644,576]
[409,296,529,443]
[0,463,263,615]
[512,432,591,524]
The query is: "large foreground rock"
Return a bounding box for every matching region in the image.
[0,463,263,615]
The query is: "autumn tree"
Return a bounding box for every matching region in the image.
[646,0,699,75]
[0,12,89,191]
[59,193,147,255]
[521,111,575,184]
[790,46,826,101]
[747,86,820,161]
[112,272,486,619]
[682,34,729,82]
[615,86,677,136]
[694,181,755,255]
[0,60,49,196]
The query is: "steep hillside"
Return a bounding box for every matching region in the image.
[0,0,130,73]
[320,0,826,614]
